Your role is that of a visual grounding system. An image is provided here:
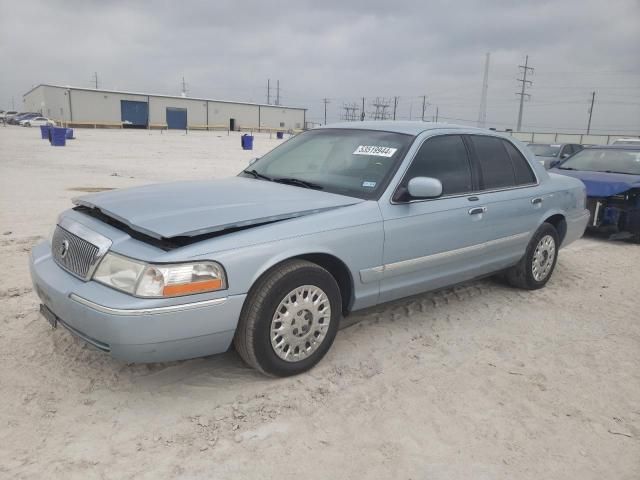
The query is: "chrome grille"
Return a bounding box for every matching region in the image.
[52,226,100,279]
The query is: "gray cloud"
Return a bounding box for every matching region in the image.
[1,0,638,133]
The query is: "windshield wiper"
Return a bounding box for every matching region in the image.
[558,166,576,170]
[242,169,272,181]
[603,170,632,175]
[273,177,324,190]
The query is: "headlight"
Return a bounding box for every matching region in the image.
[93,252,226,297]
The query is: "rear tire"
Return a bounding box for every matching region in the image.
[234,259,342,377]
[505,223,559,290]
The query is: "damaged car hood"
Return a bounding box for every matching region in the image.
[551,169,640,197]
[73,177,362,239]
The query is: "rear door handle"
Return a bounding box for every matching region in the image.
[531,197,543,205]
[468,206,487,215]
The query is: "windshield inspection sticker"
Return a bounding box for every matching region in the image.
[362,181,377,188]
[353,145,398,157]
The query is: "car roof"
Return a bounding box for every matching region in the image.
[318,120,494,136]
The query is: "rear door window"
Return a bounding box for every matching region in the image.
[469,135,515,189]
[502,140,537,185]
[403,135,473,195]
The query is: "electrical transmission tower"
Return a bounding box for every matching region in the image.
[515,55,534,131]
[92,72,99,89]
[370,97,391,120]
[587,91,596,134]
[341,103,360,121]
[477,53,490,128]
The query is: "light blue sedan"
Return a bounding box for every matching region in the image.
[30,122,590,376]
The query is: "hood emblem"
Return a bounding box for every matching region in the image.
[59,239,70,259]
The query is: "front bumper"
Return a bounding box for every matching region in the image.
[30,241,246,363]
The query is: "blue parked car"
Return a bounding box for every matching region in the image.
[551,145,640,242]
[30,122,589,376]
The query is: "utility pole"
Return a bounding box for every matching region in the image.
[322,98,330,125]
[477,52,490,128]
[361,97,365,121]
[276,80,280,106]
[516,55,534,131]
[267,79,270,105]
[435,106,439,123]
[393,96,398,120]
[181,77,188,97]
[587,91,596,134]
[93,72,99,89]
[421,95,427,121]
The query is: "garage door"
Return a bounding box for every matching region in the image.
[166,108,187,130]
[120,100,148,128]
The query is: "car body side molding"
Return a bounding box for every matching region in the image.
[359,231,530,284]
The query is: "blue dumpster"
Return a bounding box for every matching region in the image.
[50,127,67,146]
[276,131,284,139]
[65,128,74,140]
[241,134,254,150]
[39,125,51,139]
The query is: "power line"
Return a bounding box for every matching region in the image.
[516,55,534,131]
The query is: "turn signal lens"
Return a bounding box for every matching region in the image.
[162,278,223,296]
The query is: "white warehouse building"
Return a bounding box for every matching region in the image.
[23,84,307,131]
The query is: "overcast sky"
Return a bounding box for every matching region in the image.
[1,0,639,133]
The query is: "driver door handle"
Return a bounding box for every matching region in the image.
[531,197,543,205]
[468,206,487,215]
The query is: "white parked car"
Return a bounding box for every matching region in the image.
[0,110,18,121]
[612,138,640,146]
[21,116,55,127]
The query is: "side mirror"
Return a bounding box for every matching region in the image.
[407,177,443,199]
[248,157,260,166]
[560,153,570,159]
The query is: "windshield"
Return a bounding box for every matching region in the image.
[559,149,640,175]
[528,144,560,157]
[242,128,414,199]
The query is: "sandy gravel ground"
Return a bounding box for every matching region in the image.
[0,126,638,480]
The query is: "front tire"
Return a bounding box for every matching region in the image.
[505,223,559,290]
[234,259,342,376]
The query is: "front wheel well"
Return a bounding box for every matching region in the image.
[295,253,354,315]
[251,254,354,315]
[543,214,567,244]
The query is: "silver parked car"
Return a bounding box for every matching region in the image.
[30,122,590,376]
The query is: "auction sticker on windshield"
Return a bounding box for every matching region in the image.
[353,145,398,157]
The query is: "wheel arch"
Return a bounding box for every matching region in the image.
[245,252,355,316]
[542,213,567,245]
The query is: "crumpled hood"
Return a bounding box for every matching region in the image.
[550,168,640,197]
[73,177,362,239]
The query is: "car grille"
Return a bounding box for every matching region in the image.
[52,226,100,279]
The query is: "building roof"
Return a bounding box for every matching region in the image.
[321,120,489,136]
[23,84,306,111]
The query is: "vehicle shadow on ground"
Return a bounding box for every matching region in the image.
[123,276,507,389]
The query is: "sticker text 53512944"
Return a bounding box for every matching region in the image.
[353,145,398,157]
